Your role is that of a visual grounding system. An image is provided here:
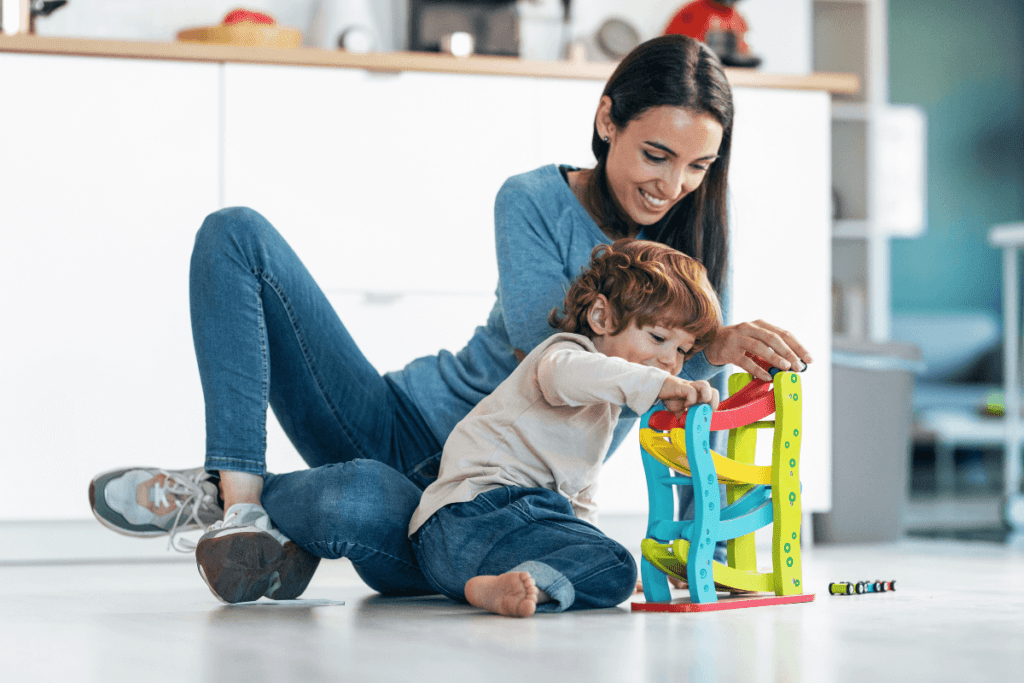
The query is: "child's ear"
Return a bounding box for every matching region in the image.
[589,294,614,335]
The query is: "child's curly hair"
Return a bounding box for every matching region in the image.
[549,239,721,354]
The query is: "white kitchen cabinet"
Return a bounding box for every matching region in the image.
[221,64,542,296]
[729,87,833,514]
[1,51,834,524]
[0,54,220,519]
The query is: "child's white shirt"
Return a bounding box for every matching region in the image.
[408,332,670,536]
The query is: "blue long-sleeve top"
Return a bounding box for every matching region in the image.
[386,164,730,457]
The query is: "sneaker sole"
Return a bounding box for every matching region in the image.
[196,530,284,604]
[196,530,321,604]
[267,541,321,600]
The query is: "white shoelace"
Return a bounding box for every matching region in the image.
[154,470,219,552]
[203,505,248,533]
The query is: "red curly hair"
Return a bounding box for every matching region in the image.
[549,239,721,354]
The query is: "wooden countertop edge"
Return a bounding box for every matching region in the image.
[0,34,860,93]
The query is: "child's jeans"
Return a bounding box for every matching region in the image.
[412,487,638,612]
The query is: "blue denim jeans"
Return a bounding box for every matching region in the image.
[412,487,638,612]
[189,207,445,594]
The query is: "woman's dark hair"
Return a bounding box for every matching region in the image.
[585,34,734,293]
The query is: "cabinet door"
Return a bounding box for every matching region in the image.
[531,77,604,170]
[223,65,547,473]
[0,54,220,520]
[222,64,540,296]
[729,87,833,513]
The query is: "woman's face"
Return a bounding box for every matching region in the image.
[597,100,724,231]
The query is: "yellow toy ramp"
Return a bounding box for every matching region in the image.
[640,539,775,593]
[638,428,773,485]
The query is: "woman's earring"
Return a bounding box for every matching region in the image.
[602,136,609,143]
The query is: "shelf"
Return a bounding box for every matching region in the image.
[832,102,870,120]
[0,35,860,92]
[833,220,870,239]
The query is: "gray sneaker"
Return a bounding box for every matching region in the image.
[89,467,223,550]
[195,503,320,604]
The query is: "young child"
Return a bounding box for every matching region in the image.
[408,239,722,617]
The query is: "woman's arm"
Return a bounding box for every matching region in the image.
[493,175,577,359]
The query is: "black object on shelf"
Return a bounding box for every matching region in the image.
[28,0,68,34]
[409,0,519,57]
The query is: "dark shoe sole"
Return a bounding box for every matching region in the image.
[267,541,321,600]
[196,530,320,604]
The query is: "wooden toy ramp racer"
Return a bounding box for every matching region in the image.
[632,355,815,612]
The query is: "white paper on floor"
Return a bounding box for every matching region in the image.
[228,599,346,607]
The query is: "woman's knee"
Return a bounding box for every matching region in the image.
[292,460,421,536]
[194,207,274,257]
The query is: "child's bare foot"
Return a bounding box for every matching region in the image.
[465,572,538,618]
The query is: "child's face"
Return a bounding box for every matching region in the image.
[595,319,696,377]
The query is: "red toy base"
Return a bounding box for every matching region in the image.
[631,592,815,613]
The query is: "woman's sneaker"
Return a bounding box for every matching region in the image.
[89,467,223,551]
[195,503,321,604]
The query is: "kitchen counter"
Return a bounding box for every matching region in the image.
[0,34,859,93]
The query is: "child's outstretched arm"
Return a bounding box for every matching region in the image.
[658,376,720,417]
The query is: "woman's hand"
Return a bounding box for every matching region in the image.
[703,319,813,382]
[659,377,720,416]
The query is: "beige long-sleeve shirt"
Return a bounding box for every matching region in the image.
[408,332,671,535]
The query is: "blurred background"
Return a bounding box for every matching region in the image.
[2,0,1023,554]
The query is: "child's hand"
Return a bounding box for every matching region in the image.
[658,377,719,416]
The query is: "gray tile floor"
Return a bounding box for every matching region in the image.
[4,537,1023,683]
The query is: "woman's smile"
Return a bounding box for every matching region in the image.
[639,187,671,211]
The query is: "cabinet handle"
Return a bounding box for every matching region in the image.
[363,292,404,306]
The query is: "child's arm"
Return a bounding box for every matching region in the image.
[658,376,720,417]
[536,345,669,415]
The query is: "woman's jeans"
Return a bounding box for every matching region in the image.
[412,487,638,612]
[189,207,443,595]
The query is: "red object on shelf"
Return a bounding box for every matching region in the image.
[665,0,748,45]
[222,9,276,26]
[664,0,760,67]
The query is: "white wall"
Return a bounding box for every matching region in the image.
[35,0,810,74]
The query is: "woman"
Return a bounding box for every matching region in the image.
[89,34,812,604]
